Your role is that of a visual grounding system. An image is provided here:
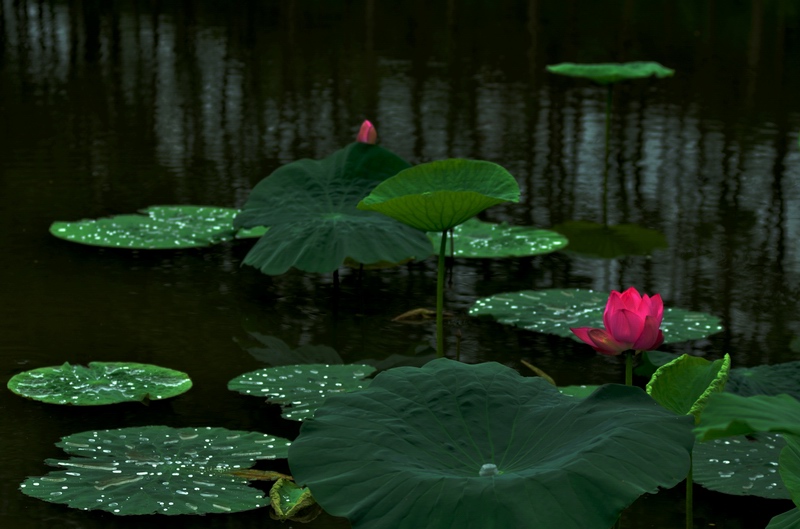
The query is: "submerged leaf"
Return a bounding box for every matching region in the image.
[551,220,668,258]
[546,61,675,85]
[427,218,567,258]
[237,334,343,366]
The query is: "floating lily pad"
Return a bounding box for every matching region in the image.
[20,426,292,515]
[269,478,321,522]
[469,289,723,344]
[49,205,250,249]
[234,143,433,274]
[7,362,192,405]
[546,61,675,85]
[227,364,375,421]
[427,218,568,258]
[726,362,800,400]
[357,159,520,232]
[289,358,694,529]
[236,334,343,366]
[646,354,730,422]
[550,221,668,258]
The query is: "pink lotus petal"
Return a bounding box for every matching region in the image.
[587,329,628,356]
[618,287,643,311]
[605,308,645,343]
[632,315,664,351]
[356,120,377,144]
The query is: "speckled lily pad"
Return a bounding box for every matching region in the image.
[20,426,292,515]
[427,218,568,258]
[7,362,192,405]
[227,364,375,421]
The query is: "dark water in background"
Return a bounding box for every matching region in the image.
[1,0,800,527]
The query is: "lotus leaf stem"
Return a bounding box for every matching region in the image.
[437,229,448,357]
[686,453,694,529]
[625,351,634,386]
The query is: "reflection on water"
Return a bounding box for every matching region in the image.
[2,1,800,527]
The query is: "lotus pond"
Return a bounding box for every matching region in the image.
[2,1,800,528]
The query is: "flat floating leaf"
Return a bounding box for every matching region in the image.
[227,364,375,421]
[725,361,800,400]
[551,220,668,258]
[470,289,723,344]
[357,159,520,232]
[20,426,292,515]
[427,218,568,258]
[234,143,433,274]
[646,354,730,422]
[49,205,247,249]
[7,362,192,405]
[546,61,675,85]
[289,358,694,529]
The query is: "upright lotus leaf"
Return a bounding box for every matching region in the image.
[269,478,321,522]
[228,364,375,421]
[781,435,800,508]
[20,426,292,515]
[289,358,694,529]
[357,159,520,232]
[7,362,192,405]
[550,220,668,258]
[470,289,723,344]
[695,393,800,440]
[546,61,675,85]
[646,354,731,422]
[49,205,246,249]
[427,218,568,258]
[233,143,433,274]
[767,507,800,529]
[725,361,800,400]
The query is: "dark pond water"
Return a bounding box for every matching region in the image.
[2,1,800,527]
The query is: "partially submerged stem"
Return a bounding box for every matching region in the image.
[436,229,448,357]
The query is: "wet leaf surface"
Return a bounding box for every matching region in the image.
[427,218,567,258]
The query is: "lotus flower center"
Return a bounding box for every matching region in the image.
[479,463,498,477]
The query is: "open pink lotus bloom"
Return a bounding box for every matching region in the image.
[356,120,377,144]
[570,287,664,356]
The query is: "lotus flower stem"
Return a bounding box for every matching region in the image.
[436,229,448,357]
[686,454,694,529]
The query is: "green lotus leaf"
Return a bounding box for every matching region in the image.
[546,61,675,85]
[469,289,723,344]
[725,361,800,400]
[646,354,731,422]
[269,478,320,522]
[550,220,668,258]
[49,205,250,249]
[693,433,789,499]
[227,364,375,421]
[7,362,192,405]
[427,218,568,258]
[782,435,800,508]
[233,143,433,274]
[634,351,682,378]
[767,507,800,529]
[20,426,292,515]
[558,384,601,398]
[696,393,800,441]
[289,358,694,529]
[357,159,520,232]
[237,334,343,366]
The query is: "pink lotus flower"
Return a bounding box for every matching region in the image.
[356,120,377,144]
[570,287,664,356]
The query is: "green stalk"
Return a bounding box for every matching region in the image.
[625,351,633,386]
[605,84,613,161]
[436,229,448,357]
[613,515,621,529]
[686,453,694,529]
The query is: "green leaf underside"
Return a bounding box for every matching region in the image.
[693,433,789,499]
[233,143,433,274]
[269,478,317,520]
[357,159,520,232]
[470,289,723,344]
[239,334,343,366]
[427,219,568,258]
[227,364,375,421]
[646,354,731,421]
[20,426,292,515]
[7,362,192,405]
[551,221,668,258]
[546,61,675,85]
[695,393,800,441]
[289,358,694,529]
[767,508,800,529]
[49,206,248,249]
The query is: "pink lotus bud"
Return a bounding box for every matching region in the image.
[356,120,377,144]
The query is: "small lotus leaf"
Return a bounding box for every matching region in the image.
[227,364,375,421]
[696,393,800,440]
[20,426,292,515]
[551,220,668,258]
[357,159,520,232]
[469,289,723,344]
[289,358,694,529]
[49,205,246,249]
[767,507,800,529]
[233,143,433,274]
[7,362,192,405]
[546,61,675,85]
[725,361,800,400]
[646,354,731,422]
[427,218,568,258]
[269,478,321,522]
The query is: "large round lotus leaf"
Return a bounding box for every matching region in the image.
[693,433,789,499]
[289,358,694,529]
[19,426,292,515]
[233,143,433,274]
[696,393,800,440]
[550,220,668,258]
[237,334,343,366]
[546,61,675,85]
[227,364,375,421]
[767,507,800,529]
[725,362,800,400]
[357,159,520,232]
[427,218,568,258]
[7,362,192,405]
[469,289,723,344]
[49,205,245,249]
[646,354,730,422]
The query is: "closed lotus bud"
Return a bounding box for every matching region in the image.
[356,120,377,144]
